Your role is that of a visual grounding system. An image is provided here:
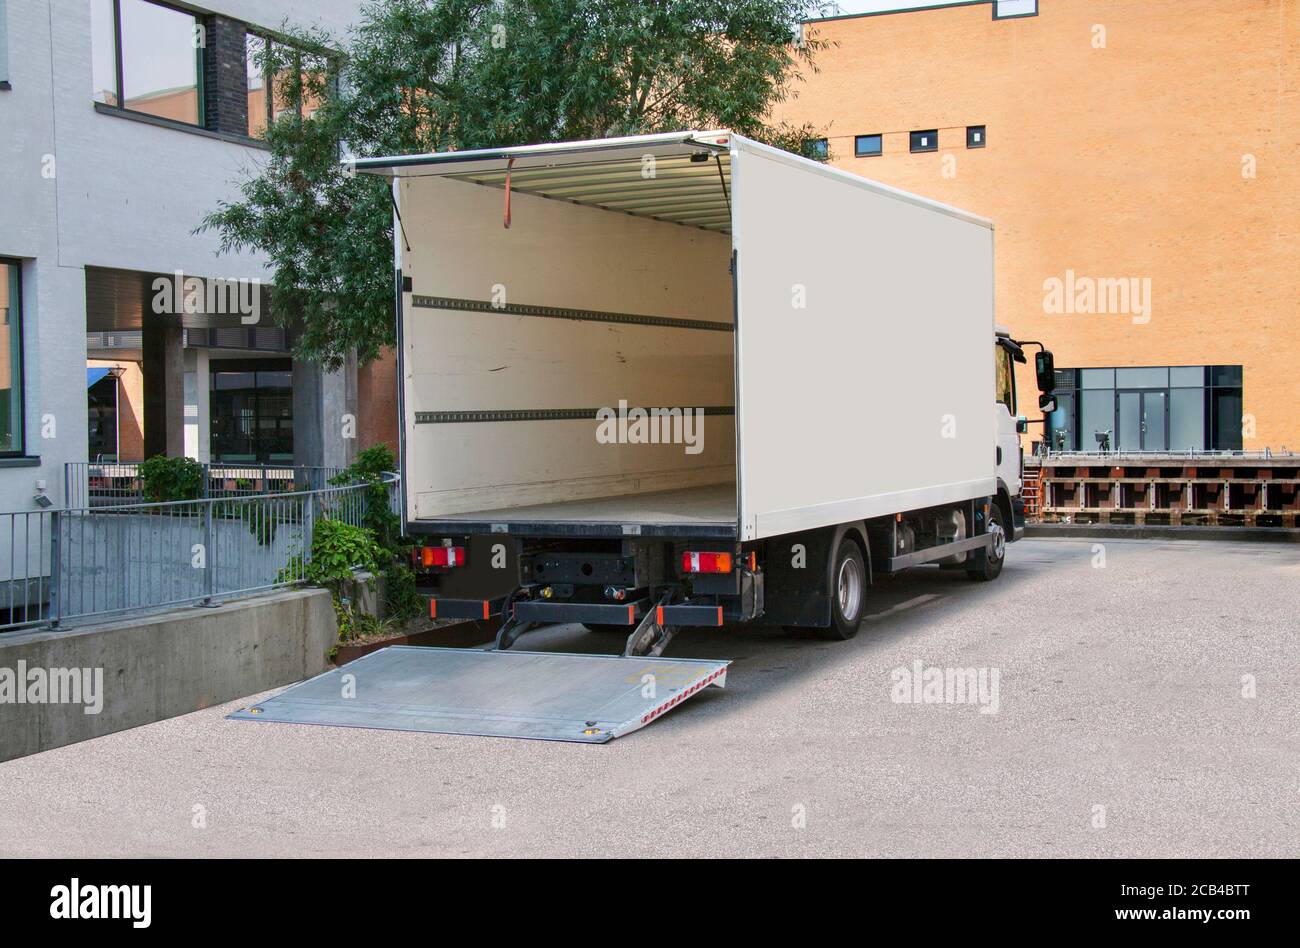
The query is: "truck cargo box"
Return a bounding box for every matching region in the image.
[360,131,995,542]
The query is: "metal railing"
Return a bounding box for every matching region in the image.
[1034,448,1295,461]
[64,462,349,509]
[0,472,398,633]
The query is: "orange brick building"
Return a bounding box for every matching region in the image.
[772,0,1299,453]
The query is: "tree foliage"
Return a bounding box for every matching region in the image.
[201,0,832,369]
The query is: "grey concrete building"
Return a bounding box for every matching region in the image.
[0,0,367,516]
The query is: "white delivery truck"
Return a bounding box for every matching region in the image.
[356,130,1056,661]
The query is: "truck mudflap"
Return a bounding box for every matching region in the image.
[227,646,729,744]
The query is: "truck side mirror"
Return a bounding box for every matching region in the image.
[1038,393,1057,413]
[1035,350,1055,392]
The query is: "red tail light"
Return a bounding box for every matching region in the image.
[681,551,733,574]
[422,546,465,568]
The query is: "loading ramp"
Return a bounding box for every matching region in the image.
[228,646,729,744]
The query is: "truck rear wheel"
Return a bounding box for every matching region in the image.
[966,502,1006,582]
[782,538,867,640]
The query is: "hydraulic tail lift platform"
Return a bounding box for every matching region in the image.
[228,646,729,744]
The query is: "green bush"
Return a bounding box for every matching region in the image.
[326,446,422,624]
[280,517,387,642]
[139,455,205,502]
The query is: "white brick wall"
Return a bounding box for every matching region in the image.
[0,0,365,511]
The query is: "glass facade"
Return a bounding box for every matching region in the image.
[1047,365,1243,452]
[0,259,23,455]
[209,361,293,462]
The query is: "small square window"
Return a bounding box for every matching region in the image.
[910,130,938,153]
[994,0,1038,18]
[805,138,829,160]
[854,134,882,158]
[967,125,986,148]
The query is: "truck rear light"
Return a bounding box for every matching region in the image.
[422,546,465,568]
[681,551,732,574]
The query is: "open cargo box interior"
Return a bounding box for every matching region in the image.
[392,136,739,534]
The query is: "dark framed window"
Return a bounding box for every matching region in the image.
[854,134,882,158]
[245,31,333,138]
[92,0,204,126]
[0,258,25,456]
[967,125,986,148]
[993,0,1039,19]
[804,138,829,160]
[1046,365,1243,453]
[1,0,10,88]
[210,360,294,463]
[88,370,120,462]
[910,130,938,153]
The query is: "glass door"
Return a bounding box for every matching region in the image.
[1117,389,1167,451]
[1142,391,1167,450]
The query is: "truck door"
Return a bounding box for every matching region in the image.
[995,343,1022,496]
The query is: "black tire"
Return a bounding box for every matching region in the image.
[584,623,630,634]
[783,539,868,640]
[966,502,1007,582]
[824,540,867,639]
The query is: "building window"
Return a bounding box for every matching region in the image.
[910,130,938,153]
[967,125,986,148]
[1047,365,1243,453]
[1,0,10,88]
[92,0,204,126]
[87,369,120,462]
[993,0,1039,19]
[804,138,829,160]
[854,134,882,158]
[0,259,25,456]
[210,361,293,463]
[246,32,331,137]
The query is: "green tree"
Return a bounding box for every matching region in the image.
[200,0,831,370]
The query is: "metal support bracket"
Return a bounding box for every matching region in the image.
[622,589,680,658]
[493,586,535,651]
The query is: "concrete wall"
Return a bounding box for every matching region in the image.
[0,587,337,763]
[773,0,1300,451]
[0,0,364,513]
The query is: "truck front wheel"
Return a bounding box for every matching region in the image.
[823,539,867,639]
[966,502,1007,582]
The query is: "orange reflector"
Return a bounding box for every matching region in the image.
[656,606,664,625]
[429,599,437,619]
[716,606,723,626]
[482,600,490,620]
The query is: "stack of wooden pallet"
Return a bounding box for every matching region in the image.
[1038,454,1299,527]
